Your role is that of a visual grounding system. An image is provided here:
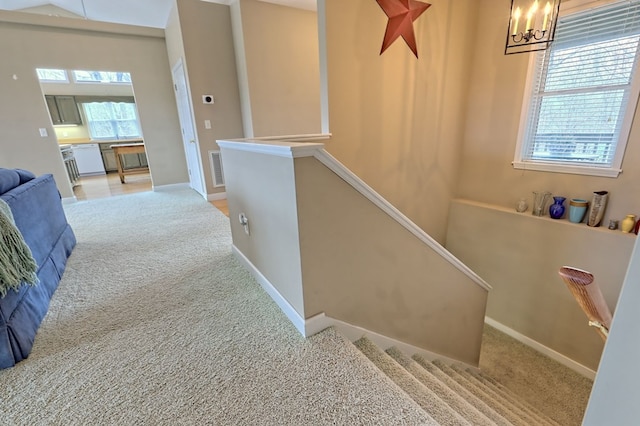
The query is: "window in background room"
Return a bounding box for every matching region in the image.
[513,0,640,177]
[82,102,141,140]
[73,70,132,84]
[36,68,69,82]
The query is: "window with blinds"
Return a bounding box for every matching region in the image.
[82,102,142,140]
[513,0,640,177]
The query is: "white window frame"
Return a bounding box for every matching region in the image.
[36,68,69,83]
[71,70,132,85]
[81,101,142,141]
[513,0,640,178]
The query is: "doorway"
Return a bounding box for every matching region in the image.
[172,59,206,197]
[37,68,152,201]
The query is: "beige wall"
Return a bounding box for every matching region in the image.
[446,200,635,370]
[320,0,479,244]
[458,0,640,224]
[0,12,187,197]
[221,147,305,314]
[444,0,640,371]
[164,3,185,73]
[166,0,245,196]
[235,0,321,137]
[296,157,488,365]
[221,141,489,364]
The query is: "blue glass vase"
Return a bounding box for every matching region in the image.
[549,196,566,219]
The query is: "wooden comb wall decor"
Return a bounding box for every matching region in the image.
[376,0,432,58]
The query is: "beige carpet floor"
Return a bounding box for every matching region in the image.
[0,189,594,425]
[479,324,593,426]
[0,189,431,425]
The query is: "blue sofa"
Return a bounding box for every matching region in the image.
[0,169,76,368]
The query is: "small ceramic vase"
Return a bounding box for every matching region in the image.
[621,215,636,233]
[569,199,589,223]
[549,196,566,219]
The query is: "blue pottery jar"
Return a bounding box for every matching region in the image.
[549,196,566,219]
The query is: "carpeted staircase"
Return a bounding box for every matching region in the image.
[354,337,562,426]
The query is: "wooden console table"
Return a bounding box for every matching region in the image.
[111,143,148,183]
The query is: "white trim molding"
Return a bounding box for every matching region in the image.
[232,245,308,336]
[314,149,491,292]
[218,136,491,292]
[152,182,191,192]
[217,138,325,159]
[207,192,226,201]
[62,196,78,204]
[485,316,596,380]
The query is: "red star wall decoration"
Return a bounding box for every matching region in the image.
[376,0,432,58]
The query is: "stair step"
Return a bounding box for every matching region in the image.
[432,359,537,426]
[350,334,567,425]
[354,337,468,426]
[460,367,561,426]
[412,354,515,426]
[448,363,555,426]
[385,347,497,426]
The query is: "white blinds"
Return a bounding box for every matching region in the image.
[521,0,640,168]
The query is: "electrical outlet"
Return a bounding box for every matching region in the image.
[204,120,211,129]
[239,213,250,235]
[39,128,48,137]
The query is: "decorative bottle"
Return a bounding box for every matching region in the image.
[549,196,566,219]
[621,215,636,233]
[587,191,609,227]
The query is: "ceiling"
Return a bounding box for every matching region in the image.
[0,0,317,28]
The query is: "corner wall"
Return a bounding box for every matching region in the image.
[166,0,245,196]
[320,0,479,244]
[233,0,321,137]
[446,199,634,371]
[447,0,640,372]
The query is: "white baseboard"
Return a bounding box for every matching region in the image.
[62,196,77,204]
[231,245,307,336]
[231,244,477,368]
[207,192,227,201]
[485,317,596,380]
[152,183,190,192]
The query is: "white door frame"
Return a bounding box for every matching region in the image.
[172,58,206,197]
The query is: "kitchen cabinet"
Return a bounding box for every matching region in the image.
[99,141,147,172]
[45,95,82,125]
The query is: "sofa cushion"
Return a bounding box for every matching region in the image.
[0,169,20,194]
[14,169,36,185]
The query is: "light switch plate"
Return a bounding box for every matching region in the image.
[39,128,48,137]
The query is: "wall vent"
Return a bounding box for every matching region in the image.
[209,150,225,188]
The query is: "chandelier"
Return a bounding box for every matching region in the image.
[505,0,561,54]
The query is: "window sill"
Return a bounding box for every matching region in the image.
[512,161,621,178]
